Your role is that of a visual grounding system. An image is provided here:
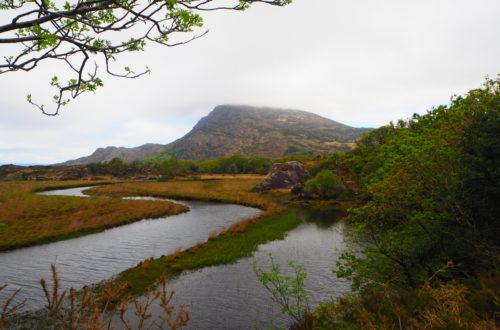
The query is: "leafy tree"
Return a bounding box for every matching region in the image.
[155,157,188,179]
[0,0,292,114]
[194,155,272,174]
[88,157,128,176]
[304,169,345,199]
[253,254,311,327]
[282,77,500,329]
[336,77,500,294]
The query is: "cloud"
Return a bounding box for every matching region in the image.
[0,0,499,163]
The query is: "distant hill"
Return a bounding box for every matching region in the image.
[61,143,166,166]
[164,105,371,160]
[61,105,371,165]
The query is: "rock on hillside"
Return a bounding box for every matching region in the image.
[165,105,370,160]
[253,161,309,192]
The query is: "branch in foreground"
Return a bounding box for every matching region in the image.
[0,0,292,115]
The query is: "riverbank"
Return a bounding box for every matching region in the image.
[0,181,187,251]
[84,176,277,211]
[115,210,301,296]
[2,176,351,329]
[83,178,299,297]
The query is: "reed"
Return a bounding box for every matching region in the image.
[0,181,188,250]
[3,265,190,330]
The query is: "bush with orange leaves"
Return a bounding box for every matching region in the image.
[312,280,499,330]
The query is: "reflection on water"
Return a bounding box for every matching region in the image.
[118,205,350,330]
[0,186,350,329]
[0,187,260,310]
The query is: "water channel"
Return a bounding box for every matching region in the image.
[1,186,350,329]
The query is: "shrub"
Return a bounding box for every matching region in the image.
[304,169,345,199]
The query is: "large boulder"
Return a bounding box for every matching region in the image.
[253,161,309,192]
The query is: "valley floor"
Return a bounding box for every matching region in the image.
[2,176,327,328]
[0,181,187,251]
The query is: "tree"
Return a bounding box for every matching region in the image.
[336,77,500,294]
[0,0,292,115]
[155,157,187,179]
[304,169,345,199]
[253,254,311,327]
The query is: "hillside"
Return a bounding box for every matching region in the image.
[165,105,370,159]
[62,143,166,166]
[62,105,370,164]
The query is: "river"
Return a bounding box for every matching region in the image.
[0,187,260,310]
[0,186,350,329]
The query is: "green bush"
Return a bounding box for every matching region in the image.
[155,158,190,179]
[304,169,345,199]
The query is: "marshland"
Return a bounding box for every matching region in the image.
[1,0,499,328]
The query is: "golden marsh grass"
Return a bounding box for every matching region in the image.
[0,181,187,250]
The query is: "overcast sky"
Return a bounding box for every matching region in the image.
[0,0,499,164]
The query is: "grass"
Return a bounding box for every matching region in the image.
[0,181,188,250]
[115,211,301,296]
[2,177,302,302]
[82,176,301,297]
[85,176,278,211]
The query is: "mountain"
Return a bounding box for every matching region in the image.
[164,105,371,159]
[61,143,166,166]
[61,105,371,165]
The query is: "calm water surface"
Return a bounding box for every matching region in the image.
[1,186,350,329]
[117,208,351,330]
[0,187,260,310]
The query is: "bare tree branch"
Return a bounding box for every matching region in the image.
[0,0,292,115]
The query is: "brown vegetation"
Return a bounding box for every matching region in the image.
[207,230,218,241]
[1,265,189,329]
[313,281,499,330]
[0,285,24,328]
[85,176,281,212]
[0,181,188,250]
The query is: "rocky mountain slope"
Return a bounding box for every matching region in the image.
[62,143,166,166]
[164,105,370,159]
[61,105,370,164]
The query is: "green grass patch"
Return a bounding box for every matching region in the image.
[116,210,301,296]
[0,223,8,235]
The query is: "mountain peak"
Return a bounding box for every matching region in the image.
[60,105,371,165]
[166,105,369,160]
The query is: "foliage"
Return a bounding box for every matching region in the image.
[0,0,292,114]
[87,158,154,177]
[307,153,344,177]
[304,169,345,199]
[311,280,497,330]
[325,77,500,327]
[155,157,191,179]
[253,254,310,326]
[150,155,273,176]
[90,155,273,178]
[196,155,272,174]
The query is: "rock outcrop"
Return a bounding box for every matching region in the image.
[253,161,309,192]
